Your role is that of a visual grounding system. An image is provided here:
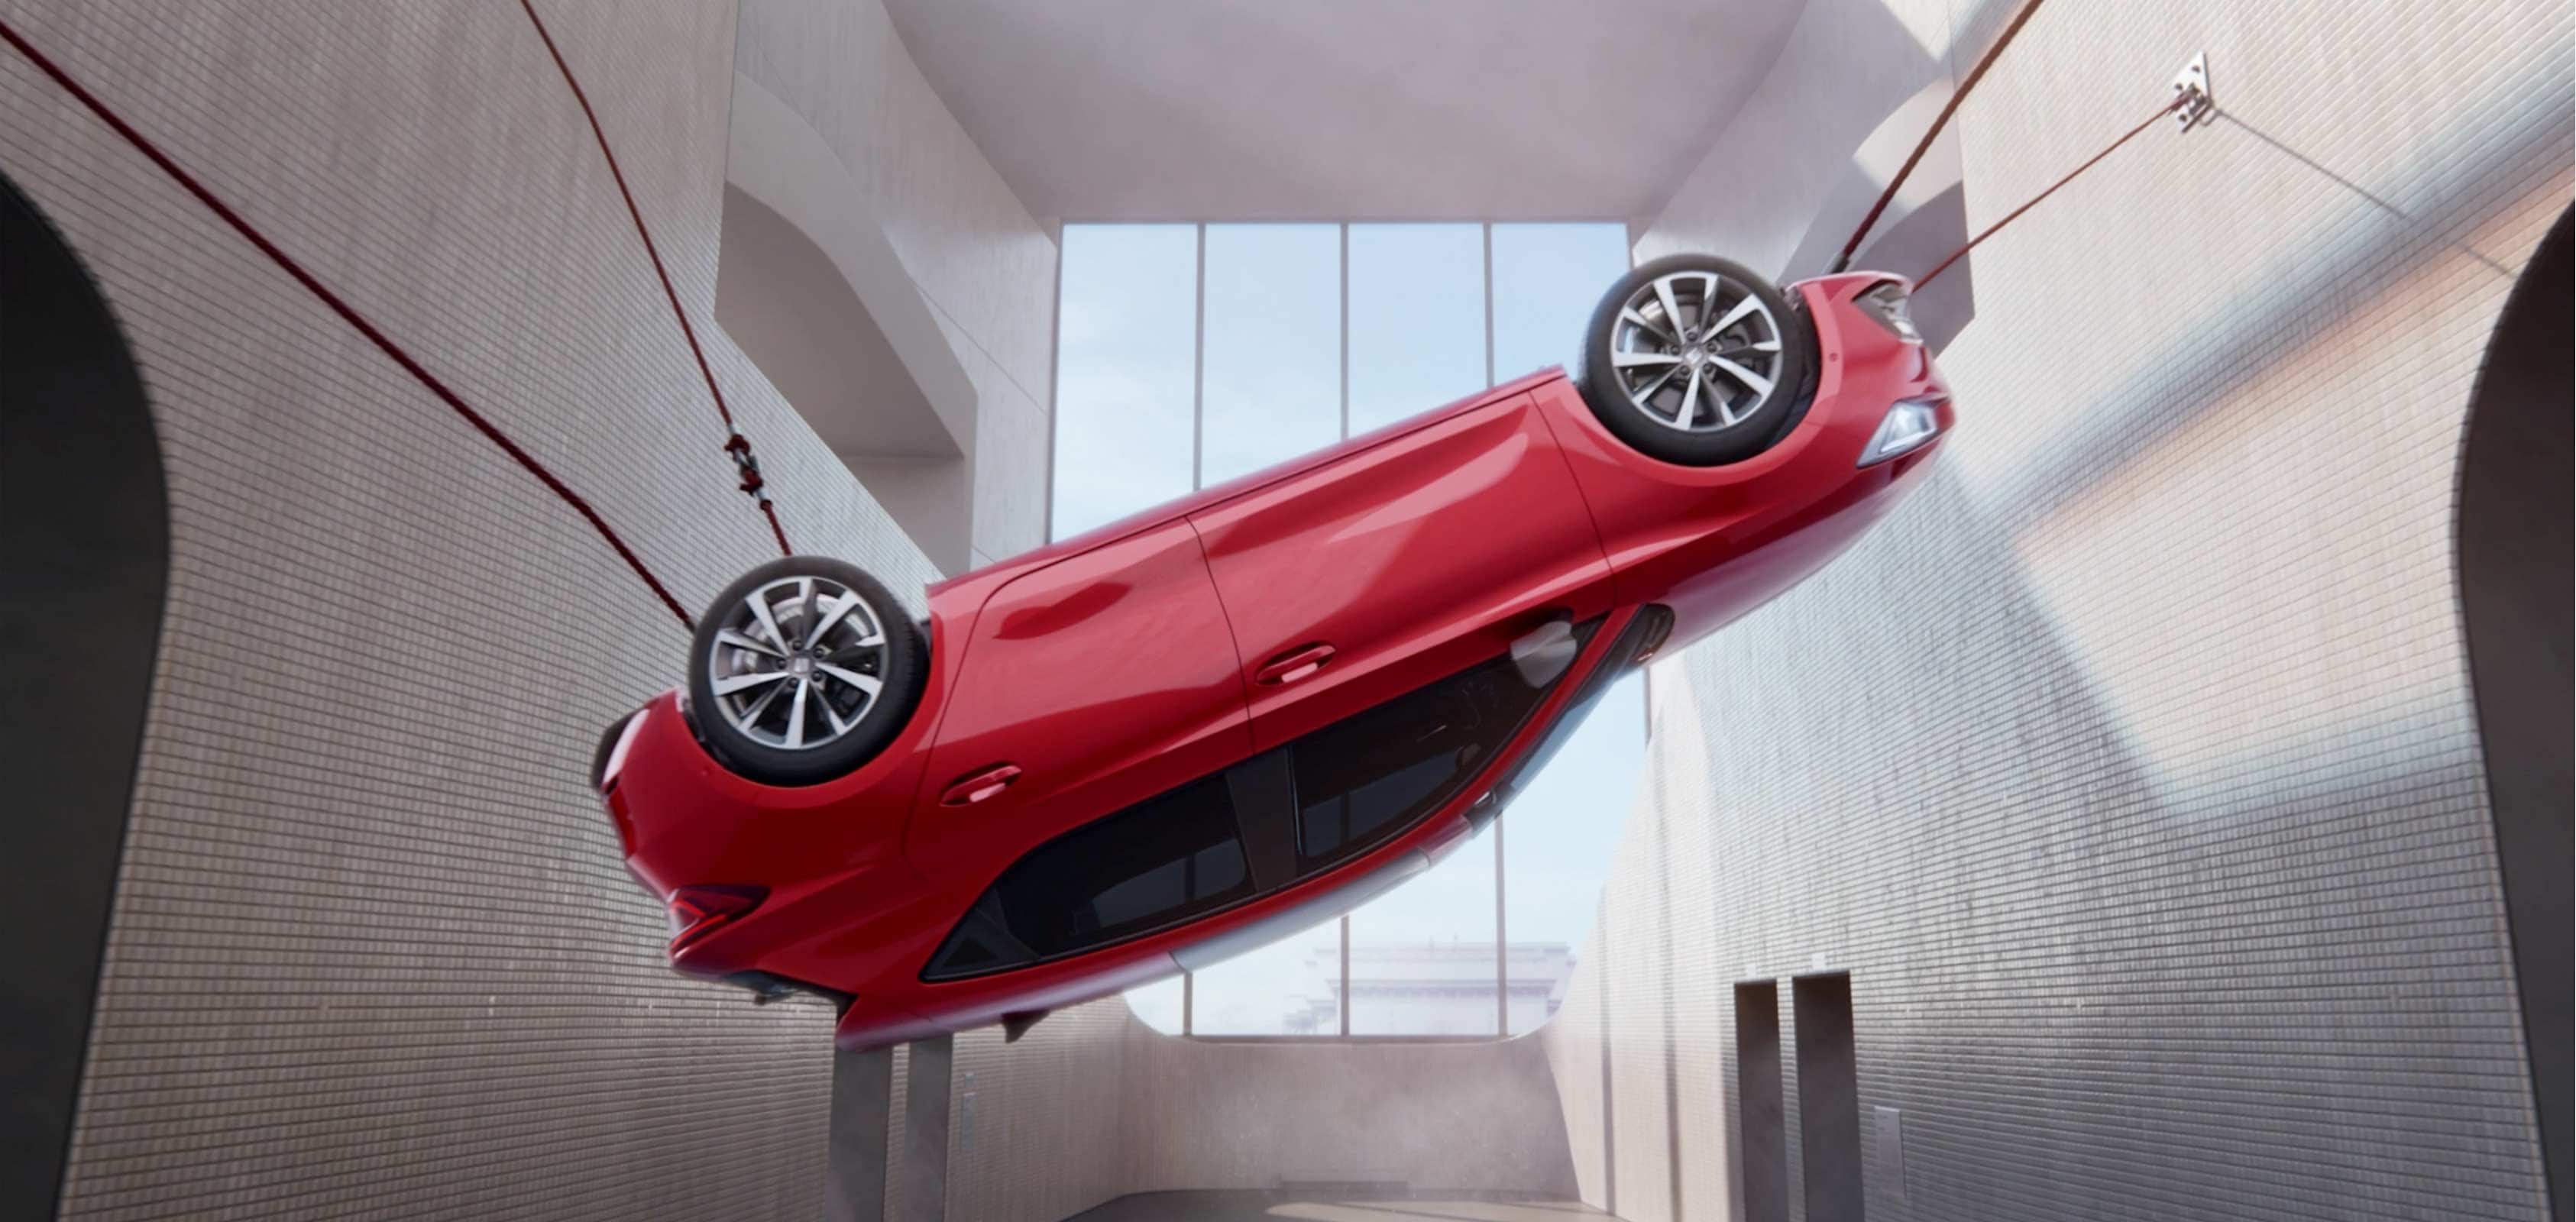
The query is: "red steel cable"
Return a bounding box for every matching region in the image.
[759,499,789,556]
[1830,0,2050,274]
[0,19,698,631]
[1917,94,2185,287]
[518,0,794,558]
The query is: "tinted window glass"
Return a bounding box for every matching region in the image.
[989,773,1251,959]
[926,900,1026,978]
[1291,624,1595,871]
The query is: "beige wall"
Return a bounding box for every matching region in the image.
[735,0,1057,568]
[0,0,1052,1216]
[1553,1,2571,1220]
[1115,1023,1577,1196]
[933,999,1578,1222]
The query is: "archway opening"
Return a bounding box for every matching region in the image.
[0,169,170,1220]
[2455,206,2572,1222]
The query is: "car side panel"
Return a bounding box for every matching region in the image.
[835,605,1649,1051]
[1189,392,1613,749]
[903,519,1253,880]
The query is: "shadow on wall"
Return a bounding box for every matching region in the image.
[1777,75,1977,353]
[0,170,169,1221]
[1549,72,2568,1222]
[1573,473,2245,1218]
[1963,95,2533,535]
[1599,419,2547,1220]
[1634,0,1944,273]
[1855,180,1974,352]
[717,72,979,574]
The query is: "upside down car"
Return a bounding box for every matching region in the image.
[591,254,1955,1049]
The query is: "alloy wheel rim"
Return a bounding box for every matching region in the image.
[706,575,889,751]
[1607,270,1785,433]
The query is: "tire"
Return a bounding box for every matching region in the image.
[1575,254,1815,466]
[687,556,927,786]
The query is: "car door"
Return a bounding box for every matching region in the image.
[1187,391,1611,749]
[917,617,1616,983]
[905,519,1251,879]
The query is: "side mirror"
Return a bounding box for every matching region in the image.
[1510,613,1578,688]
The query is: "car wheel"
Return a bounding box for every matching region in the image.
[687,556,926,786]
[1575,254,1815,466]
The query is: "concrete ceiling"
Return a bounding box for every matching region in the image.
[881,0,1809,226]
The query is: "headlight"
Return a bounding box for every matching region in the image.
[1858,396,1944,467]
[1856,280,1921,343]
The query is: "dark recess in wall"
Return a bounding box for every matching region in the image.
[0,169,171,1219]
[1736,980,1790,1222]
[2455,205,2573,1222]
[1794,972,1864,1222]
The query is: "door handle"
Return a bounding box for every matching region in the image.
[1255,642,1335,686]
[939,764,1022,807]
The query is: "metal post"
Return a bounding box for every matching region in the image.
[1494,814,1510,1036]
[1191,224,1206,490]
[823,1045,895,1222]
[1482,222,1497,384]
[1338,224,1351,441]
[895,1036,953,1222]
[1338,914,1352,1036]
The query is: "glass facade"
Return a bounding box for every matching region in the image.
[1347,223,1487,434]
[1199,224,1341,486]
[1051,221,1640,1038]
[1051,225,1197,539]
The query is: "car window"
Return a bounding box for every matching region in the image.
[1291,621,1599,872]
[924,892,1034,978]
[929,772,1254,978]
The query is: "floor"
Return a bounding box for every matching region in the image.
[1061,1191,1613,1222]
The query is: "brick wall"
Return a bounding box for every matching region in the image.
[1549,0,2571,1219]
[0,0,1052,1216]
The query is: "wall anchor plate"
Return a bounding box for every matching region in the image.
[2171,52,2215,131]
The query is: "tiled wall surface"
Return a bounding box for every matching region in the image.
[0,0,1052,1216]
[939,1001,1131,1222]
[1550,1,2571,1220]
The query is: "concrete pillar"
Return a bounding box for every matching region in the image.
[823,1045,894,1222]
[896,1036,953,1222]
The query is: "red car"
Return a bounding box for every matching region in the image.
[594,256,1953,1049]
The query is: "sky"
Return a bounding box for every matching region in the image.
[1052,221,1643,1036]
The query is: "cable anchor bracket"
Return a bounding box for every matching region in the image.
[2170,53,2215,132]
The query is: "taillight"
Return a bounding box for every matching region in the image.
[667,884,768,955]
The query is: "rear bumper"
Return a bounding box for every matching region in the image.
[598,692,762,902]
[596,690,927,991]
